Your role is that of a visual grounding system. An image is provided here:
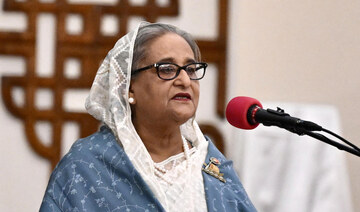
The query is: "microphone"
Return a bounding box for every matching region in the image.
[226,96,360,157]
[225,96,322,134]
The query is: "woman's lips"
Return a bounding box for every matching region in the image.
[172,93,191,101]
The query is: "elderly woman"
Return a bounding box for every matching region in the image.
[40,22,256,212]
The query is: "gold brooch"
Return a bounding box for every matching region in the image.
[202,157,226,183]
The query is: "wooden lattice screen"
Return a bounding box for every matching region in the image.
[0,0,229,170]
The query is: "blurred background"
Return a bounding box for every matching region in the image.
[0,0,359,211]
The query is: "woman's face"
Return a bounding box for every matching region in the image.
[130,32,200,126]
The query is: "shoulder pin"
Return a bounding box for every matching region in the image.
[202,157,226,183]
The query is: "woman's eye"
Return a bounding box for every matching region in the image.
[186,66,198,76]
[159,65,176,74]
[186,67,196,73]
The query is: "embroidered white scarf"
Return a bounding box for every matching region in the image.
[85,22,208,211]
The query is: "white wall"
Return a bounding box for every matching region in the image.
[232,0,360,210]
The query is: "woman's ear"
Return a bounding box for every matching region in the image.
[128,85,136,105]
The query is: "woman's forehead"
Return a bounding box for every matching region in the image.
[144,33,195,63]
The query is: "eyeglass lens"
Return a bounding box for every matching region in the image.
[157,63,205,80]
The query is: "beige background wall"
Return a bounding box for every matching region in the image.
[231,0,360,210]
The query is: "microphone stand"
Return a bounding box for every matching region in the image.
[283,125,360,157]
[261,107,360,157]
[302,130,360,157]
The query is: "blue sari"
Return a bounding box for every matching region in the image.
[40,126,256,211]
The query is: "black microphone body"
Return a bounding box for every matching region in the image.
[248,105,323,135]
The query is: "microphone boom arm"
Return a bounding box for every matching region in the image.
[302,130,360,157]
[263,107,360,157]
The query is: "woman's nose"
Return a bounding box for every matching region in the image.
[174,69,191,87]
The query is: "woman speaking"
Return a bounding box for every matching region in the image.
[40,22,256,212]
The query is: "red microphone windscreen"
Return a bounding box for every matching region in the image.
[226,96,263,129]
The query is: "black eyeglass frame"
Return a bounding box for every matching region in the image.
[131,62,208,80]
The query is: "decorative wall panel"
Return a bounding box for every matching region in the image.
[1,0,228,169]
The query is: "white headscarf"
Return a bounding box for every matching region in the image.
[85,22,208,211]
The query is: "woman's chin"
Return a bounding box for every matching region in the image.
[171,110,195,125]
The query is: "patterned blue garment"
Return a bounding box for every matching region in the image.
[40,126,256,212]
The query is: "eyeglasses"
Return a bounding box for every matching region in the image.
[132,62,208,80]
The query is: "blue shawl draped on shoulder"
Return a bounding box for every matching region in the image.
[40,126,256,212]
